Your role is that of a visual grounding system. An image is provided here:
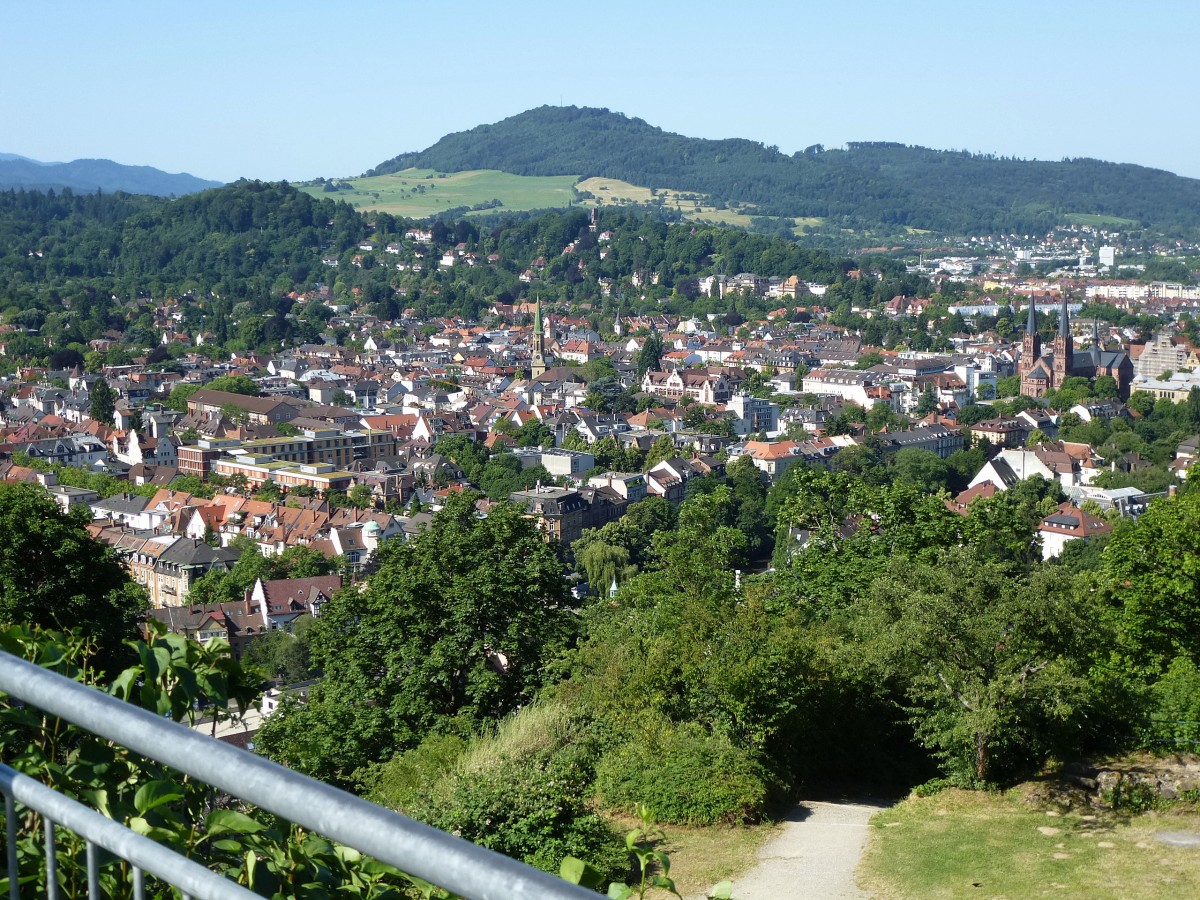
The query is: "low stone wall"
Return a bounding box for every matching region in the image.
[1062,755,1200,806]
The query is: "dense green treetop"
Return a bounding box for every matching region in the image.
[852,547,1111,784]
[1101,488,1200,677]
[255,491,575,784]
[0,483,146,673]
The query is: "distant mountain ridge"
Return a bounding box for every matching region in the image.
[370,106,1200,235]
[0,155,222,197]
[0,152,58,165]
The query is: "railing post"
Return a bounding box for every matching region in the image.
[86,840,98,898]
[43,818,57,900]
[4,793,16,900]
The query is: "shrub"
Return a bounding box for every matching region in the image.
[1144,655,1200,750]
[366,703,626,881]
[359,733,467,812]
[595,723,772,825]
[422,749,627,881]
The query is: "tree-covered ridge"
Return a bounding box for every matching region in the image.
[0,155,222,196]
[0,181,366,293]
[371,105,1200,235]
[0,182,373,352]
[0,185,879,355]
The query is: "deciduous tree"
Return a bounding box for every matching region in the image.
[0,484,146,673]
[256,492,574,784]
[856,548,1106,783]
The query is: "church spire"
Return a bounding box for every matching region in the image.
[1052,295,1073,382]
[1021,302,1042,376]
[530,295,546,379]
[1092,317,1102,367]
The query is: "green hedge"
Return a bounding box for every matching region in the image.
[595,723,772,825]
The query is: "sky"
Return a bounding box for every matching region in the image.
[5,1,1198,184]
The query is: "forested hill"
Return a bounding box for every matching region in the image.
[0,181,868,352]
[0,156,221,196]
[370,105,1200,235]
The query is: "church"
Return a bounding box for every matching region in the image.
[1019,298,1133,399]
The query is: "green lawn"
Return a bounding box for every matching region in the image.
[297,169,580,217]
[860,787,1200,899]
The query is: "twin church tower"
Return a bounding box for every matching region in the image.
[1018,296,1132,399]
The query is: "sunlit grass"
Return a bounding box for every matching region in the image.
[297,169,578,217]
[860,787,1200,899]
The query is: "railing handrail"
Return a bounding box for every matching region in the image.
[0,763,260,900]
[0,652,597,900]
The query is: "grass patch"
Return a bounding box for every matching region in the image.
[303,168,831,234]
[606,813,775,898]
[860,787,1200,899]
[661,822,774,897]
[455,701,574,774]
[578,176,702,208]
[577,176,825,233]
[297,169,579,217]
[300,169,829,232]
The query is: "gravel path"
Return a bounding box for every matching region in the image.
[733,800,884,899]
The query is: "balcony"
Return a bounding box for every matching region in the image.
[0,652,594,899]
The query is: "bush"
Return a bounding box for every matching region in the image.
[360,733,467,812]
[1144,655,1200,750]
[423,749,627,880]
[595,723,772,825]
[366,703,626,881]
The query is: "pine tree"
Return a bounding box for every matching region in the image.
[636,331,664,378]
[89,378,116,424]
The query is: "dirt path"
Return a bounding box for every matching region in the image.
[733,800,884,899]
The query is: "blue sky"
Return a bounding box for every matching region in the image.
[5,1,1198,183]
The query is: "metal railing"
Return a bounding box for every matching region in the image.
[0,651,597,899]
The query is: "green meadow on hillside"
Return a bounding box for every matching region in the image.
[302,167,825,238]
[298,168,579,217]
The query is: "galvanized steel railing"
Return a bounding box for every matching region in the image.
[0,651,597,899]
[0,762,258,900]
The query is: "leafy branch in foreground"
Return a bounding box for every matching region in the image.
[561,803,736,900]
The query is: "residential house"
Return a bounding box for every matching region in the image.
[1038,502,1114,560]
[151,538,240,608]
[509,486,590,547]
[726,393,780,437]
[247,575,343,630]
[640,368,736,405]
[876,424,965,460]
[186,390,301,425]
